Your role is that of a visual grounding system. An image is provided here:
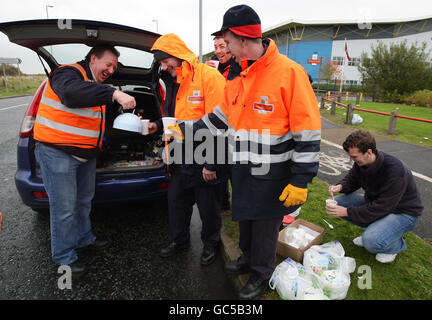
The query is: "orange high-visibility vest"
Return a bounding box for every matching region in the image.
[34,63,106,150]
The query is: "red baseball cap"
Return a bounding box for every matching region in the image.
[212,5,262,39]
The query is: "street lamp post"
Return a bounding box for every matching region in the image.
[45,5,53,19]
[45,5,54,54]
[199,0,202,62]
[152,19,158,33]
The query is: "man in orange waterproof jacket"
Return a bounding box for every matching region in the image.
[148,33,227,266]
[194,5,321,299]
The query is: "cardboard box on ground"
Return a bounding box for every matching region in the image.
[277,219,325,262]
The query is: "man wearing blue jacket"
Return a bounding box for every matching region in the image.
[327,130,423,263]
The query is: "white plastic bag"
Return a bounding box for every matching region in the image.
[282,228,310,249]
[303,240,356,300]
[269,258,301,300]
[269,258,327,300]
[282,226,318,249]
[296,274,327,300]
[351,113,363,125]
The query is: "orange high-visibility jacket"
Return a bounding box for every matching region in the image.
[34,63,106,150]
[203,38,321,187]
[151,33,225,121]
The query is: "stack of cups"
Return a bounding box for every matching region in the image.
[162,117,176,137]
[141,119,150,135]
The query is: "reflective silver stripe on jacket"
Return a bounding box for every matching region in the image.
[35,115,100,138]
[212,105,228,124]
[177,119,197,130]
[40,86,102,119]
[231,128,321,145]
[291,151,319,163]
[202,105,320,165]
[232,150,293,164]
[227,127,290,145]
[292,129,321,142]
[228,128,320,164]
[202,107,227,137]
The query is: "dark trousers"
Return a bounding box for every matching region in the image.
[167,170,222,248]
[238,216,284,280]
[220,179,231,209]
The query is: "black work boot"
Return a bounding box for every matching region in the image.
[160,241,190,258]
[239,273,268,300]
[201,246,217,266]
[67,259,87,278]
[225,256,251,275]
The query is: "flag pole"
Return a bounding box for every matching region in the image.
[340,38,351,93]
[340,38,346,93]
[339,56,344,93]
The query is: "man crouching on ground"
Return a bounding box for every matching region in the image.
[326,130,423,263]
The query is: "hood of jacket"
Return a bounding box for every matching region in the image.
[151,33,198,67]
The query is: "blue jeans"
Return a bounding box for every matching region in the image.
[334,193,418,254]
[35,142,96,265]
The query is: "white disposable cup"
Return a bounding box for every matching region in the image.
[326,199,338,209]
[207,60,219,69]
[141,119,150,135]
[326,199,337,206]
[162,117,176,135]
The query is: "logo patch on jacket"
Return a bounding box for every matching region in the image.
[187,90,205,104]
[253,96,274,114]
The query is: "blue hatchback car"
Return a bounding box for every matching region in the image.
[0,19,170,212]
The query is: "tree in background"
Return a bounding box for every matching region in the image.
[319,58,340,84]
[358,40,432,102]
[1,64,21,76]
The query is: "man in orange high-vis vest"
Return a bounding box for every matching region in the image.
[34,45,136,276]
[148,34,228,266]
[194,5,321,299]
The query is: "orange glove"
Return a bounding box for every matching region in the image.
[166,124,184,141]
[279,184,308,207]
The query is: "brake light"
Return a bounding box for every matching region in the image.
[33,191,49,199]
[157,182,169,190]
[19,79,48,138]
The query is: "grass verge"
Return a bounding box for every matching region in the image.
[321,100,432,148]
[0,75,46,98]
[222,177,432,300]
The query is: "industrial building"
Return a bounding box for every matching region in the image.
[203,16,432,85]
[262,16,432,84]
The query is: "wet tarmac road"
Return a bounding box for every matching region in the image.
[0,96,237,300]
[0,201,237,299]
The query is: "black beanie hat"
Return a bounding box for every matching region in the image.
[152,50,173,62]
[211,4,261,38]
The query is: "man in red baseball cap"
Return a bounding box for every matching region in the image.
[198,4,322,299]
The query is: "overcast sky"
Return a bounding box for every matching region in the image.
[1,0,431,74]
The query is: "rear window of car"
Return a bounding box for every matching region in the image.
[42,44,154,69]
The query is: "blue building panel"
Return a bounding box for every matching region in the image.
[277,41,333,82]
